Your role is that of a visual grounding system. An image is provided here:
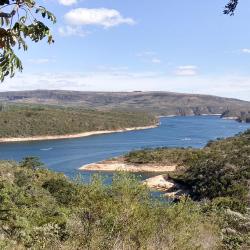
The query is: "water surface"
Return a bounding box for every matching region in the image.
[0,116,249,180]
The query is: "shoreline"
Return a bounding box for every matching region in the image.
[79,158,177,173]
[80,159,185,198]
[0,124,158,143]
[221,116,239,120]
[157,113,222,118]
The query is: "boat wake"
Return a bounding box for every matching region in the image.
[181,138,192,141]
[40,147,53,151]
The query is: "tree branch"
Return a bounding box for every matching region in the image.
[0,9,16,18]
[224,0,239,15]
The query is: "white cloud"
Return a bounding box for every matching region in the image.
[136,51,156,57]
[151,58,161,64]
[58,0,77,6]
[241,48,250,54]
[137,51,162,64]
[27,58,55,64]
[175,65,198,76]
[64,8,135,28]
[58,25,88,37]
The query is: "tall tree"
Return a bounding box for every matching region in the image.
[0,0,56,82]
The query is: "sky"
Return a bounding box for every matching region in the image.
[2,0,250,101]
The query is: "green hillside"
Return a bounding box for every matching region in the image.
[0,105,157,138]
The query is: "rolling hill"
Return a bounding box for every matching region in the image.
[0,90,250,118]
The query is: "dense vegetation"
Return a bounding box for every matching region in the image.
[125,147,202,166]
[0,105,157,138]
[174,130,250,212]
[1,158,249,250]
[125,130,250,212]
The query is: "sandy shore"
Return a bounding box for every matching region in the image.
[79,158,177,173]
[222,116,238,120]
[80,157,188,198]
[0,124,158,143]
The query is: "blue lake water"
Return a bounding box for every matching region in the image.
[0,116,249,182]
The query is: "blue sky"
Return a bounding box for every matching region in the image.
[2,0,250,101]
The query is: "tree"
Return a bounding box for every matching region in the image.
[224,0,239,15]
[19,156,43,170]
[0,0,56,82]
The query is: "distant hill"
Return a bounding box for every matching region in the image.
[0,90,250,117]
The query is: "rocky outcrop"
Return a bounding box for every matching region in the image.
[143,175,189,200]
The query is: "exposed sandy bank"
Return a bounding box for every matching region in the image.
[144,175,189,199]
[80,157,188,199]
[143,175,175,191]
[0,124,158,143]
[79,158,177,173]
[221,116,238,120]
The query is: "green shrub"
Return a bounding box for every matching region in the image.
[19,156,43,170]
[42,178,80,206]
[210,197,247,214]
[0,162,221,249]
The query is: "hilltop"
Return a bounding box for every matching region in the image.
[0,90,250,118]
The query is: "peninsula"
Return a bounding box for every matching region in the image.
[0,105,158,142]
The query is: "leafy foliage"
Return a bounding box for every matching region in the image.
[224,0,239,15]
[0,160,221,249]
[0,0,56,81]
[19,156,43,169]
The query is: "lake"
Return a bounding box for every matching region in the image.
[0,116,249,182]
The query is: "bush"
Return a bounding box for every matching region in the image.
[0,162,221,249]
[19,156,43,170]
[42,178,80,206]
